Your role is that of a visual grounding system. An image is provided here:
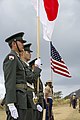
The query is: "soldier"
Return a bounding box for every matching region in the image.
[69,94,72,107]
[3,32,27,120]
[20,43,42,120]
[29,58,45,120]
[71,93,77,109]
[44,80,54,120]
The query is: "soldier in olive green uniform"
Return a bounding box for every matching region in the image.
[29,58,45,120]
[20,43,42,120]
[3,32,28,120]
[34,78,44,120]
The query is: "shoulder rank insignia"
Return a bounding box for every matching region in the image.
[9,55,14,60]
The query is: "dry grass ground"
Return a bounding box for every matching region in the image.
[0,104,80,120]
[53,104,80,120]
[0,106,6,120]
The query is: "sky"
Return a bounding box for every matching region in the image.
[0,0,80,98]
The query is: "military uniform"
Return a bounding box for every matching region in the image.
[71,93,77,109]
[34,78,45,120]
[22,44,42,120]
[29,58,45,120]
[3,32,28,120]
[44,81,54,120]
[3,50,28,120]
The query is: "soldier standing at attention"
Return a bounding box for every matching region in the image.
[3,32,27,120]
[20,43,42,120]
[29,58,45,120]
[71,93,77,109]
[44,80,54,120]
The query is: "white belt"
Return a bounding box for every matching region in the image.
[27,82,34,89]
[48,97,52,99]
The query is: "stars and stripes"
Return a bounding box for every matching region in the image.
[50,42,71,78]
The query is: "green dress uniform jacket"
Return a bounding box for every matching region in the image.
[23,62,41,84]
[3,50,29,120]
[34,78,45,120]
[3,50,27,109]
[22,62,42,120]
[34,78,44,107]
[22,62,42,108]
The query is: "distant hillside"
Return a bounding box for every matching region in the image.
[64,89,80,99]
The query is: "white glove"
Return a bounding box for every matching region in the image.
[35,58,42,68]
[37,104,43,112]
[8,103,18,119]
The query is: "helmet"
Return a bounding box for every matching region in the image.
[47,80,52,83]
[73,93,76,96]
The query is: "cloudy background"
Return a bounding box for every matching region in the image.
[0,0,80,98]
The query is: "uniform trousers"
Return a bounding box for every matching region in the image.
[6,106,27,120]
[46,98,53,120]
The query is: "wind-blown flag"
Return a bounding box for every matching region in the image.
[50,42,71,78]
[44,0,59,21]
[32,0,59,41]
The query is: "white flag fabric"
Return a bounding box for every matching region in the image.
[40,0,55,41]
[32,0,56,41]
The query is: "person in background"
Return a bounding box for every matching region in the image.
[71,93,77,109]
[69,94,72,107]
[44,80,54,120]
[3,32,28,120]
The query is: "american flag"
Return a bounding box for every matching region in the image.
[50,42,71,78]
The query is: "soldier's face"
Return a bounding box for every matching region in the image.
[16,41,24,51]
[25,51,31,61]
[48,82,52,86]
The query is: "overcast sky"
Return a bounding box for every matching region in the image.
[0,0,80,98]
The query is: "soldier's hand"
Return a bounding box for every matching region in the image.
[35,58,42,68]
[8,103,18,119]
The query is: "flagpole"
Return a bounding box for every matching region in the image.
[37,0,40,58]
[37,2,47,119]
[50,41,54,98]
[37,0,40,93]
[50,42,53,82]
